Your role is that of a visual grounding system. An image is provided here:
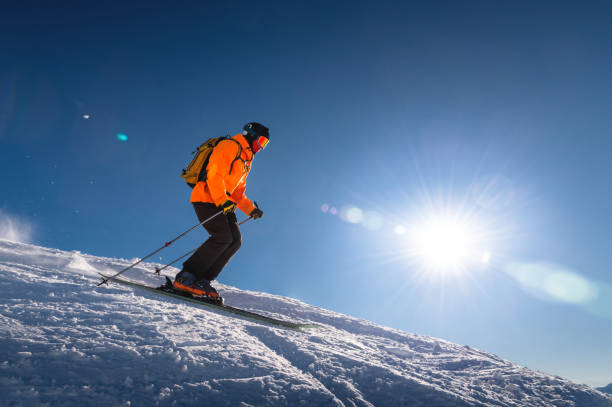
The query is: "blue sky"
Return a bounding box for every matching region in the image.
[1,1,611,386]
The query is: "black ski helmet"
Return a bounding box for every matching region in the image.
[242,122,269,143]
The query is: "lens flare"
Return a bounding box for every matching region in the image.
[506,262,598,304]
[342,206,364,224]
[394,225,407,235]
[363,211,384,231]
[117,133,128,142]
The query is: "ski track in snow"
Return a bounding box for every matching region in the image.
[0,240,610,407]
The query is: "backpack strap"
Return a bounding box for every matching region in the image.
[195,137,220,183]
[198,137,244,182]
[227,138,244,175]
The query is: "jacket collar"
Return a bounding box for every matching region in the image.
[233,133,254,161]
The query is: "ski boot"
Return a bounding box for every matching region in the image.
[173,271,223,304]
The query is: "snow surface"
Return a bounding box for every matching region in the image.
[598,384,612,395]
[1,240,611,407]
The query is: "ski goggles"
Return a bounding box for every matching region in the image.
[252,135,270,153]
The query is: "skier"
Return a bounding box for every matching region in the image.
[173,122,269,301]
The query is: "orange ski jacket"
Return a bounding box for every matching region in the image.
[190,134,256,216]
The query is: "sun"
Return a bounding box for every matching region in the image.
[410,216,483,272]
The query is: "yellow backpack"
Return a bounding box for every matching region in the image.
[181,137,242,188]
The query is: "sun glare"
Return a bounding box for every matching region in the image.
[322,199,495,275]
[410,217,482,272]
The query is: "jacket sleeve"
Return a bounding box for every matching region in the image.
[231,180,256,216]
[206,140,237,206]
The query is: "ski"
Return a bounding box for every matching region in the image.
[98,274,319,331]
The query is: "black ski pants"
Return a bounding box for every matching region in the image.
[182,202,241,281]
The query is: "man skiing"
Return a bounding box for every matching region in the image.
[173,122,269,302]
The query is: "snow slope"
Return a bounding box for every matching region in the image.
[599,384,612,395]
[1,240,610,407]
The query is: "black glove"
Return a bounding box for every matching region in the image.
[250,207,264,220]
[219,200,236,214]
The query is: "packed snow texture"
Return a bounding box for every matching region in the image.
[1,240,611,406]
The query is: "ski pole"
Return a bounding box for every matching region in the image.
[154,248,197,275]
[238,217,252,226]
[238,201,259,225]
[155,211,255,276]
[96,209,223,286]
[238,201,262,225]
